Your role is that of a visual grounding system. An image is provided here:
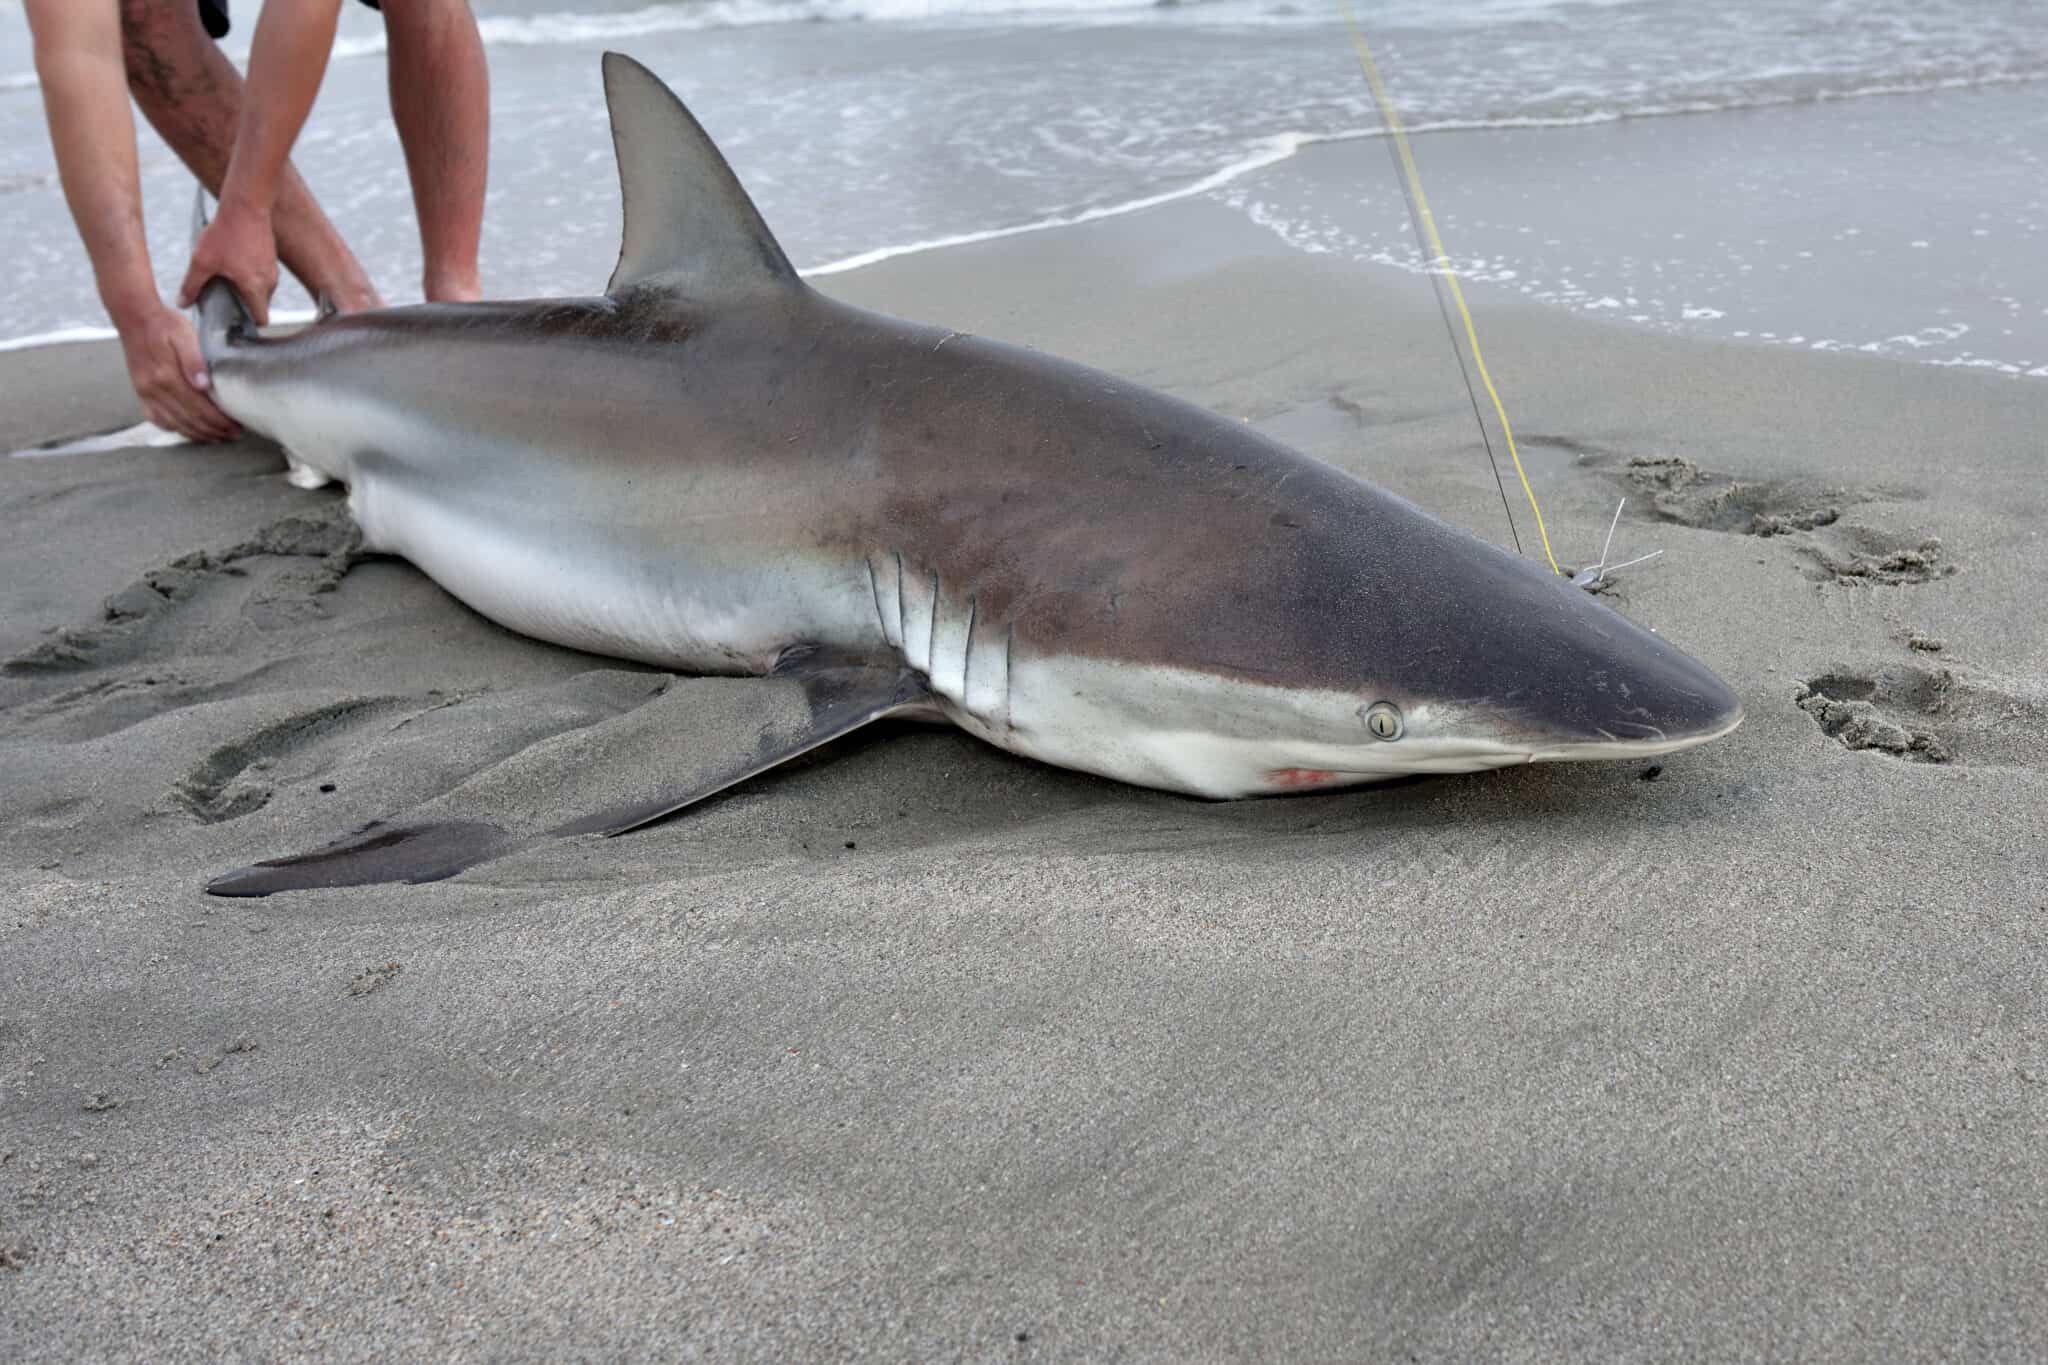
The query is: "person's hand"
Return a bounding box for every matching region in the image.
[116,302,240,443]
[178,195,280,326]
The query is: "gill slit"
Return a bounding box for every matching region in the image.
[894,551,906,657]
[866,555,888,648]
[925,571,940,680]
[962,596,979,701]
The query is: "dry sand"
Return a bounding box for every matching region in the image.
[3,192,2046,1360]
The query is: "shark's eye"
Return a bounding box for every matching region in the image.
[1363,701,1403,741]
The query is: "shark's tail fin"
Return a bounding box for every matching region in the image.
[188,183,254,364]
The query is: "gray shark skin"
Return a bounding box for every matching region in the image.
[197,53,1740,895]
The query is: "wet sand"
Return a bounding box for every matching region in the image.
[3,192,2045,1359]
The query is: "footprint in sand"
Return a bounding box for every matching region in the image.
[1618,453,1859,537]
[1611,453,1954,587]
[1,503,362,679]
[1795,662,2048,768]
[173,697,406,824]
[1794,525,1952,587]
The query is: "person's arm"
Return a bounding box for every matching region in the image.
[178,0,345,325]
[25,0,237,441]
[119,0,382,315]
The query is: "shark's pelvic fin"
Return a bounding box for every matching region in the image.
[600,50,800,298]
[203,820,519,897]
[206,660,932,897]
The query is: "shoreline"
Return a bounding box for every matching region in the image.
[8,68,2047,380]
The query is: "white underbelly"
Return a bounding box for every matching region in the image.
[216,376,881,673]
[346,469,865,675]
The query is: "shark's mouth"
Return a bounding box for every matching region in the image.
[1259,708,1745,791]
[1520,707,1745,764]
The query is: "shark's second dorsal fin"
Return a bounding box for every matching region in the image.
[601,51,799,298]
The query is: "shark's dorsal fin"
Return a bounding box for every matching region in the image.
[601,51,799,297]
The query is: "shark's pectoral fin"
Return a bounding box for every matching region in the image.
[550,659,931,838]
[205,659,932,897]
[599,51,800,298]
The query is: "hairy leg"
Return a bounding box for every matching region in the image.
[383,0,488,302]
[118,0,379,309]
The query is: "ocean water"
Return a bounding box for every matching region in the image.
[1,0,2043,375]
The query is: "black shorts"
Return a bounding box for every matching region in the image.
[198,1,382,42]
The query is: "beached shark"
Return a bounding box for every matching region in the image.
[198,53,1741,895]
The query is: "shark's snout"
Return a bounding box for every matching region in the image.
[1342,523,1746,765]
[1571,656,1743,752]
[1470,590,1745,758]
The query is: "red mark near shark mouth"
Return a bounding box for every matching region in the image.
[1267,767,1339,788]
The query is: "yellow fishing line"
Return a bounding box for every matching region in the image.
[1340,5,1562,575]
